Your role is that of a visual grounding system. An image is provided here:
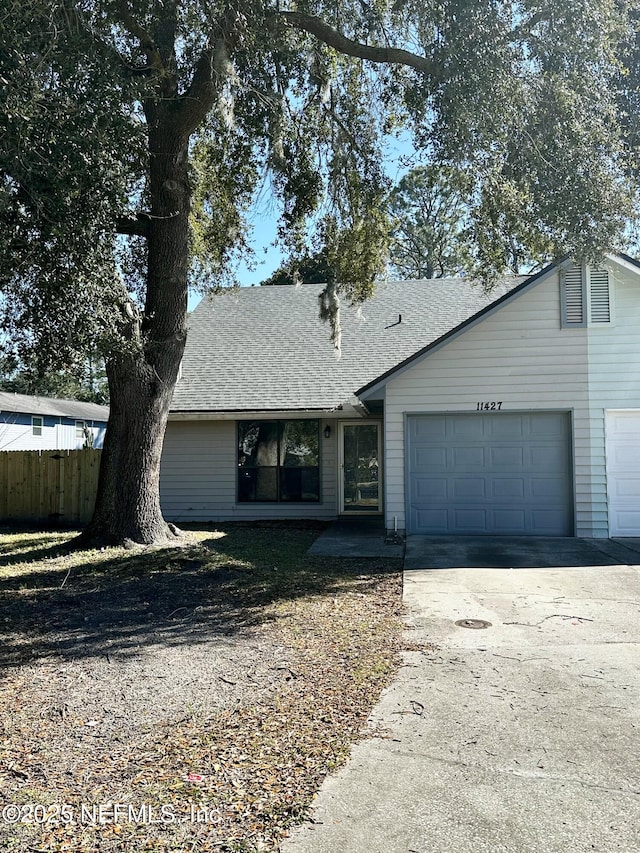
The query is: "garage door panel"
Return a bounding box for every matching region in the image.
[491,479,525,498]
[530,445,567,467]
[531,509,571,535]
[454,509,488,531]
[609,444,640,467]
[614,511,640,533]
[453,478,486,499]
[491,509,527,530]
[610,476,640,498]
[530,477,570,499]
[528,413,568,437]
[488,446,524,468]
[489,417,524,439]
[606,411,640,536]
[407,413,573,536]
[411,418,447,439]
[452,446,485,468]
[415,508,448,529]
[415,447,447,468]
[452,419,487,440]
[413,477,447,499]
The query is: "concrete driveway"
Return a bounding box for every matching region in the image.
[282,540,640,853]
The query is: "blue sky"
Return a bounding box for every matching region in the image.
[188,212,283,312]
[188,132,417,312]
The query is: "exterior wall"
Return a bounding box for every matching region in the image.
[0,413,107,451]
[383,270,594,534]
[586,264,640,536]
[160,418,339,522]
[384,262,640,538]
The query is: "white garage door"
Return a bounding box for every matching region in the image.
[606,411,640,536]
[407,412,573,536]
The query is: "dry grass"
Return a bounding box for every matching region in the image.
[0,523,405,852]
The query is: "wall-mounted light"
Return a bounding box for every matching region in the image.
[324,425,331,439]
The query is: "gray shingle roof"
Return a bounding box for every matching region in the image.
[172,277,524,413]
[0,391,109,421]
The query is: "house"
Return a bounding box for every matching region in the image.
[161,254,640,538]
[0,392,109,451]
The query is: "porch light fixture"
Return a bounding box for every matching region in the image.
[324,425,331,439]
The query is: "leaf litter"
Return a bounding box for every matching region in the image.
[0,524,405,852]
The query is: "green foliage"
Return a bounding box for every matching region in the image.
[388,165,471,279]
[1,0,639,362]
[260,251,334,286]
[0,353,109,403]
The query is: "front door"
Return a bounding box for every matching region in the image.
[339,421,382,514]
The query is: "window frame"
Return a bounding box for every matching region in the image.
[237,419,321,504]
[75,420,86,439]
[31,415,43,436]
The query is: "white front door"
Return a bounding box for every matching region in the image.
[339,421,382,514]
[606,410,640,536]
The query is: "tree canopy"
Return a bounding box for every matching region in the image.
[0,0,638,543]
[0,354,108,403]
[387,165,471,279]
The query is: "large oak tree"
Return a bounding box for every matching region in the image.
[0,0,637,544]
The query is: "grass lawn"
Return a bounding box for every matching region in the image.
[0,523,405,852]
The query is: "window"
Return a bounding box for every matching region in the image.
[32,416,43,436]
[75,420,85,439]
[238,420,320,502]
[561,264,611,327]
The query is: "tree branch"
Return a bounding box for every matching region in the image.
[176,6,246,135]
[177,44,217,132]
[116,0,165,74]
[511,11,548,42]
[280,11,438,77]
[60,4,151,78]
[116,213,150,238]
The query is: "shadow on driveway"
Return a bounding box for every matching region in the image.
[404,535,640,569]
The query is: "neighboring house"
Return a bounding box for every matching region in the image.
[0,392,109,451]
[162,254,640,538]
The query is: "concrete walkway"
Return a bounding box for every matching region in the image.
[308,518,404,559]
[282,554,640,853]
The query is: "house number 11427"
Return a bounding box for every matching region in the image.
[476,401,502,411]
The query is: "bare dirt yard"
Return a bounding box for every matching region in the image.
[0,523,405,852]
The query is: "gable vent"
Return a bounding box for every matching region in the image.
[589,268,610,323]
[562,266,584,325]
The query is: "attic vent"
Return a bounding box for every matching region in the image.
[589,268,610,323]
[561,266,585,326]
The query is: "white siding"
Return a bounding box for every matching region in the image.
[0,420,59,451]
[383,270,593,534]
[160,418,339,522]
[588,265,640,535]
[0,418,106,451]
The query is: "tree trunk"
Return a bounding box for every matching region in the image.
[80,114,190,547]
[79,354,179,546]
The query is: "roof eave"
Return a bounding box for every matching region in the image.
[168,402,369,420]
[605,252,640,276]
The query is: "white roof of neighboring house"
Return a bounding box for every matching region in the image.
[0,391,109,422]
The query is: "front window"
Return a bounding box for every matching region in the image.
[75,420,85,439]
[238,420,320,502]
[32,416,43,436]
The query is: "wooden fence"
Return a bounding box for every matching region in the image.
[0,449,102,525]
